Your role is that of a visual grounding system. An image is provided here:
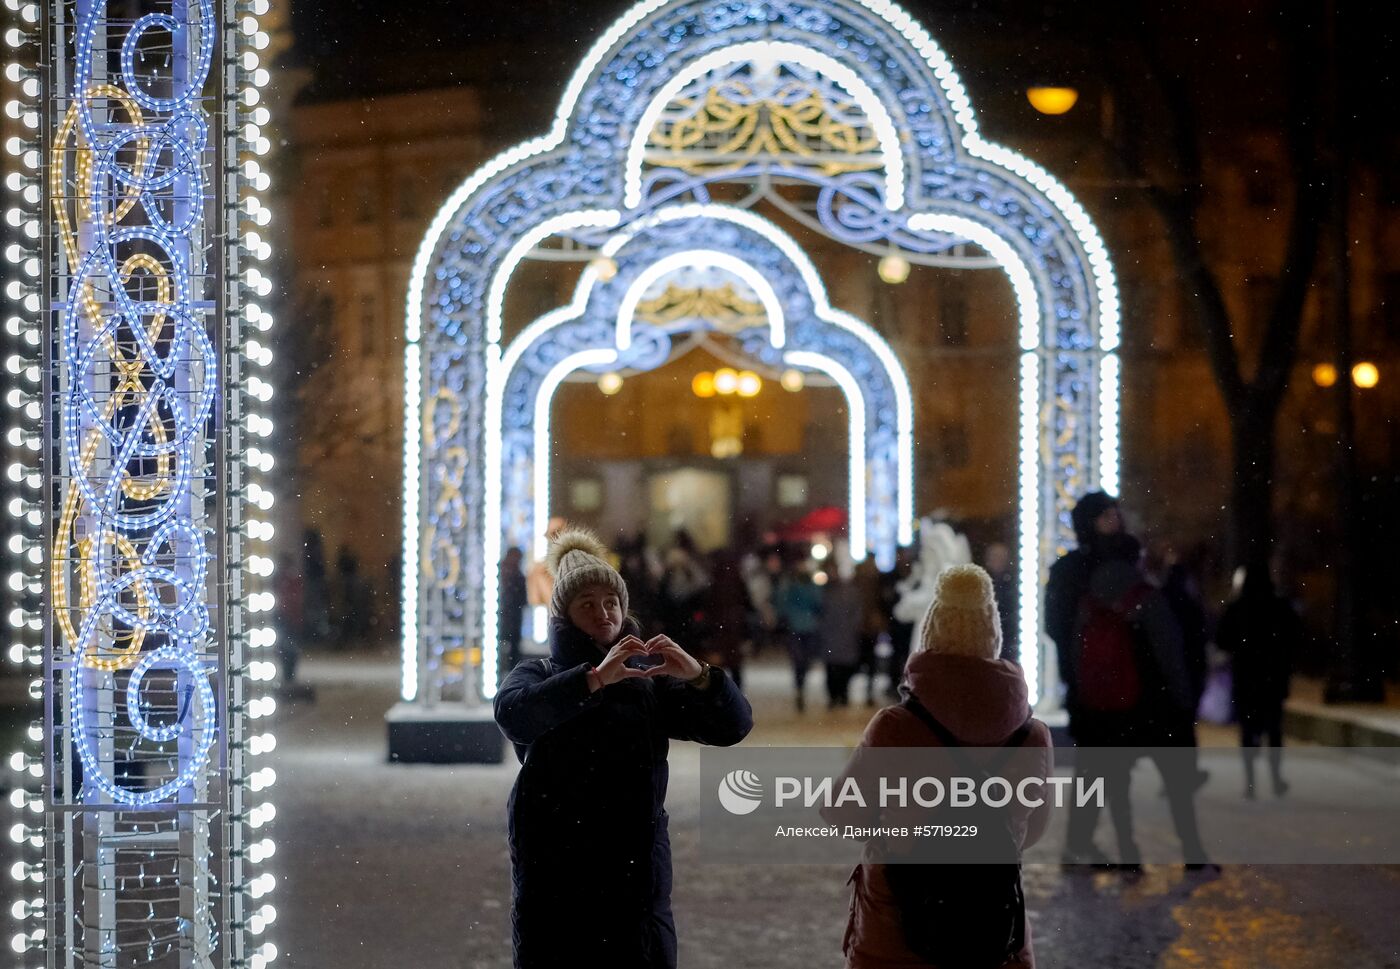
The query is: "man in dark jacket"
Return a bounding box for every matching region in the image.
[494,528,753,969]
[1046,491,1123,704]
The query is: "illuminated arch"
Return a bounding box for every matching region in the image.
[402,0,1122,709]
[488,206,915,676]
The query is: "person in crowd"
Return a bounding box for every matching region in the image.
[853,556,886,706]
[1050,494,1210,869]
[525,517,567,634]
[1216,568,1302,798]
[824,564,1053,969]
[983,541,1019,662]
[741,545,780,657]
[1060,526,1212,868]
[1046,491,1124,866]
[617,531,662,638]
[302,528,331,645]
[881,545,917,701]
[274,552,304,684]
[1161,544,1212,717]
[659,529,709,647]
[820,550,863,708]
[334,549,372,646]
[494,527,752,969]
[497,546,529,685]
[776,560,824,712]
[700,546,751,690]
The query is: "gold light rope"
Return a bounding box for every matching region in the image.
[50,85,169,671]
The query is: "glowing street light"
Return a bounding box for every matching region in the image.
[1312,363,1338,387]
[1352,362,1379,389]
[878,252,910,284]
[691,371,717,398]
[1026,87,1079,115]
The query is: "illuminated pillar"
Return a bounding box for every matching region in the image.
[3,1,278,964]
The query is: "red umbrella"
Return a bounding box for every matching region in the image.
[782,505,848,539]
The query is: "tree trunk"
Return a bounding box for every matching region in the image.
[1229,401,1277,584]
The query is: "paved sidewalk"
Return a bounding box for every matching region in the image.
[1284,676,1400,749]
[260,654,1400,969]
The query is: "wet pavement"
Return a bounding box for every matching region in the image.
[269,653,1400,969]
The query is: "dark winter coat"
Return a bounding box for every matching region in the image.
[1045,492,1120,680]
[1216,577,1301,723]
[494,618,753,969]
[823,650,1053,968]
[1062,552,1195,745]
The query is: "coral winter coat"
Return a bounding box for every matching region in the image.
[825,651,1053,969]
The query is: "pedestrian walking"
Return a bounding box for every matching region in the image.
[1216,568,1301,798]
[882,546,916,701]
[776,561,824,712]
[700,547,751,690]
[1061,528,1211,869]
[824,564,1053,969]
[659,529,709,647]
[274,553,304,684]
[494,527,753,969]
[821,552,863,708]
[497,546,528,686]
[983,542,1019,662]
[854,555,886,705]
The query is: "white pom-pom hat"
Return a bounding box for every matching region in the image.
[918,563,1002,660]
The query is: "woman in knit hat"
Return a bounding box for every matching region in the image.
[823,564,1054,969]
[494,526,753,969]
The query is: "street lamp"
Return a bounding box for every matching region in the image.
[1026,87,1079,116]
[1352,361,1379,389]
[1312,363,1338,387]
[878,252,910,284]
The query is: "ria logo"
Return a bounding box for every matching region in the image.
[717,769,764,815]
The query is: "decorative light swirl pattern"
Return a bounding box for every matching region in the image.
[403,0,1123,710]
[54,0,218,806]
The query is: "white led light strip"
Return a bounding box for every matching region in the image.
[784,351,868,558]
[403,0,1121,709]
[235,9,279,968]
[4,6,46,954]
[1017,351,1042,703]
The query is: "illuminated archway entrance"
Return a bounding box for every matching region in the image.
[494,205,915,654]
[393,0,1122,758]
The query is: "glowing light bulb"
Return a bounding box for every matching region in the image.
[878,253,910,284]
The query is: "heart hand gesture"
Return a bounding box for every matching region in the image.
[642,635,703,681]
[594,635,654,688]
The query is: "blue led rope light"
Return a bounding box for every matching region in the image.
[404,0,1121,706]
[59,0,219,806]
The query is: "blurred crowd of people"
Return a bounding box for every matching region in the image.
[498,525,1024,715]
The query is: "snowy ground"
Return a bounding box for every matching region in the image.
[267,653,1400,969]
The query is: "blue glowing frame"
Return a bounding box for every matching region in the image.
[402,0,1121,707]
[497,205,913,570]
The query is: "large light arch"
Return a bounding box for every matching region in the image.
[483,205,917,692]
[396,0,1123,733]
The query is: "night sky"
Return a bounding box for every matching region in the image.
[287,0,1398,154]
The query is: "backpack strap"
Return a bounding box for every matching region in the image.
[901,696,1035,778]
